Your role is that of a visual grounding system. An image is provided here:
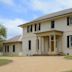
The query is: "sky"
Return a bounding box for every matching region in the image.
[0,0,72,39]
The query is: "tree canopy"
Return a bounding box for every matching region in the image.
[0,24,7,51]
[0,24,6,41]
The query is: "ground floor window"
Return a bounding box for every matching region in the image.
[67,35,72,48]
[28,40,31,50]
[13,45,15,52]
[5,46,6,52]
[7,45,9,52]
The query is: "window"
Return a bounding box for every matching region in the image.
[67,35,72,48]
[51,36,54,40]
[67,16,72,26]
[28,40,31,50]
[67,36,69,48]
[27,26,29,32]
[38,23,41,30]
[70,17,72,24]
[30,25,32,32]
[5,46,6,52]
[35,23,41,31]
[51,21,55,28]
[35,24,37,31]
[7,45,9,52]
[13,45,15,52]
[27,25,32,32]
[67,17,69,26]
[70,35,72,47]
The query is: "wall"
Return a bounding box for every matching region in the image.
[22,15,72,55]
[3,42,22,56]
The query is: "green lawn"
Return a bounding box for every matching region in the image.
[64,56,72,72]
[0,59,12,66]
[65,71,72,72]
[64,55,72,60]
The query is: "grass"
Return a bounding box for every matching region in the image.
[0,59,12,66]
[64,71,72,72]
[64,55,72,60]
[64,56,72,72]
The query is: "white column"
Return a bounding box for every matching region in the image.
[41,37,45,54]
[49,35,51,53]
[54,35,56,53]
[38,37,42,54]
[36,37,38,54]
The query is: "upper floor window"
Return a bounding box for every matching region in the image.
[51,21,55,28]
[67,16,72,26]
[67,35,72,48]
[13,45,15,52]
[27,26,29,32]
[27,25,32,33]
[39,23,41,30]
[35,24,37,31]
[34,23,41,31]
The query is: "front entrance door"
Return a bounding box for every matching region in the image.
[51,41,54,52]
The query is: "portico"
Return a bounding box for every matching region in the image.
[35,30,63,55]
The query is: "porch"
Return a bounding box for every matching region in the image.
[35,30,63,55]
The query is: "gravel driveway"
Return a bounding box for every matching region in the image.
[0,56,72,72]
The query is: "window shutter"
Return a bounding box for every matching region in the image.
[67,17,69,26]
[67,36,69,48]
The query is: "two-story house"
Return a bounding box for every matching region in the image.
[20,8,72,56]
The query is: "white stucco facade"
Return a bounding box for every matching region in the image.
[3,42,22,56]
[21,11,72,56]
[3,35,22,56]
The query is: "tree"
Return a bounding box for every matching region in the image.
[0,24,6,52]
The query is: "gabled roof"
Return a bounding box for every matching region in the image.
[4,35,22,43]
[20,8,72,27]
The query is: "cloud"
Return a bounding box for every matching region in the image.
[0,0,15,6]
[0,18,27,39]
[30,0,72,14]
[56,0,72,8]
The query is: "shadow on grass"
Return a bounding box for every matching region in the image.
[63,70,72,72]
[0,59,13,66]
[64,55,72,60]
[63,56,72,72]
